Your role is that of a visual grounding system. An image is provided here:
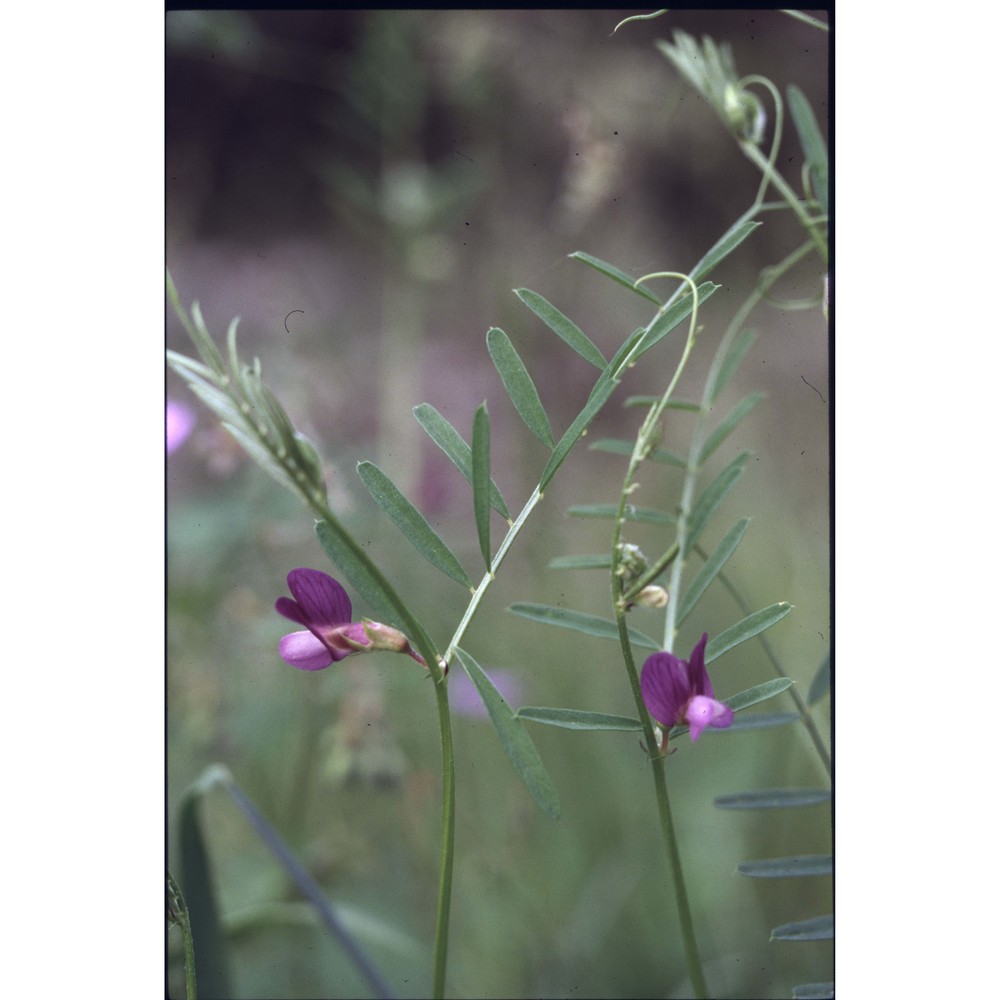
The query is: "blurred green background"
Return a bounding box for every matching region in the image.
[167,10,830,999]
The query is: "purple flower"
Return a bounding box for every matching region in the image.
[275,568,425,671]
[166,400,195,454]
[640,633,734,742]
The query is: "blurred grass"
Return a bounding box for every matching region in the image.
[167,9,829,998]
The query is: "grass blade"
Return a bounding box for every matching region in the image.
[472,402,492,571]
[179,775,233,999]
[357,462,472,589]
[486,327,554,448]
[412,403,510,520]
[453,647,560,819]
[678,518,750,625]
[514,288,606,369]
[706,603,793,662]
[508,602,659,649]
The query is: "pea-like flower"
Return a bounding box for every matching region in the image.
[640,633,733,742]
[275,568,425,670]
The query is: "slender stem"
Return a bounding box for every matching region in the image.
[649,754,709,998]
[664,239,814,650]
[608,282,709,996]
[430,678,456,999]
[444,486,543,661]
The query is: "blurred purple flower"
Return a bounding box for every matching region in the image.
[449,668,524,719]
[640,633,734,742]
[166,400,195,454]
[275,568,425,670]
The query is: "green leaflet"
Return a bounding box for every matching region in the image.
[724,677,793,711]
[668,677,793,739]
[515,707,642,732]
[568,251,663,305]
[472,403,492,571]
[589,438,686,468]
[708,328,757,404]
[514,288,606,369]
[678,518,750,625]
[808,652,830,705]
[722,712,798,732]
[714,789,831,810]
[539,376,618,491]
[771,913,833,940]
[792,982,835,999]
[788,85,828,215]
[315,520,405,630]
[705,604,793,663]
[486,327,554,448]
[567,503,676,526]
[698,392,766,466]
[684,451,750,556]
[690,220,762,284]
[737,855,832,878]
[548,554,612,570]
[453,647,560,819]
[508,602,659,650]
[773,916,834,942]
[412,402,510,520]
[357,461,472,590]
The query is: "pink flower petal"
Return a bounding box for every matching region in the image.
[279,630,334,671]
[686,695,734,741]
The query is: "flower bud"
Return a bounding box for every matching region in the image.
[358,620,427,666]
[635,585,669,608]
[724,84,766,144]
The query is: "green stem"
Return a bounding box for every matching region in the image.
[664,238,814,650]
[304,498,456,998]
[430,677,456,999]
[650,754,709,998]
[444,486,543,661]
[608,282,709,996]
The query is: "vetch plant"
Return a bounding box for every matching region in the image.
[167,10,829,999]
